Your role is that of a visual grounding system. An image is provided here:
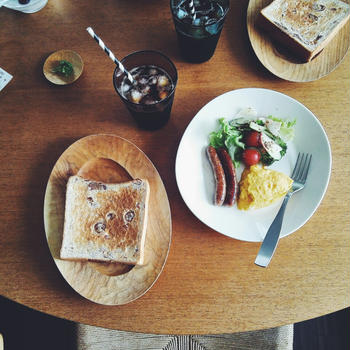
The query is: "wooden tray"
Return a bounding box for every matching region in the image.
[247,0,350,82]
[43,134,171,305]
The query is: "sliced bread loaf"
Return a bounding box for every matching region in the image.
[60,176,150,265]
[258,0,350,62]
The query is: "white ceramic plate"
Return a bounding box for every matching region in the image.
[175,88,331,242]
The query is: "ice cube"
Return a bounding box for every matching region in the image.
[129,89,143,104]
[148,76,158,85]
[177,8,188,19]
[122,82,131,93]
[205,20,219,35]
[148,68,157,76]
[193,18,202,26]
[157,75,169,88]
[158,90,169,100]
[141,85,151,94]
[139,77,148,85]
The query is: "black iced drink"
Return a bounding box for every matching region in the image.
[114,51,178,130]
[170,0,229,63]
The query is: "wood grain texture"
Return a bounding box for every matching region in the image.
[44,135,171,304]
[0,0,349,334]
[247,0,350,82]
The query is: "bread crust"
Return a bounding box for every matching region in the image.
[258,0,350,62]
[60,176,150,265]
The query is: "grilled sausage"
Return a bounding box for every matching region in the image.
[217,147,238,206]
[207,146,226,206]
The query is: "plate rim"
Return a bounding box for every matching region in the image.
[43,133,172,305]
[175,88,332,242]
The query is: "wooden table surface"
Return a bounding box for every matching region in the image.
[0,0,349,335]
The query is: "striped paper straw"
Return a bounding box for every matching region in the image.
[188,0,196,22]
[86,27,134,84]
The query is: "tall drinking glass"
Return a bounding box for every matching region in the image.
[170,0,230,63]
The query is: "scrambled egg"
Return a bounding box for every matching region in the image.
[238,165,293,210]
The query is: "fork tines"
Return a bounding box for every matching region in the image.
[292,153,312,182]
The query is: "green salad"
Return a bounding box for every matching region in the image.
[209,114,296,168]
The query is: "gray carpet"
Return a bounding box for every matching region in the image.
[76,323,293,350]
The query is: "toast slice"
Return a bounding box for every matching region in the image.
[258,0,350,62]
[60,176,150,265]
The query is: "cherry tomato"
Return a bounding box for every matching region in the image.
[242,148,261,166]
[244,131,261,147]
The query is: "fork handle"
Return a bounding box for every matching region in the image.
[255,193,291,267]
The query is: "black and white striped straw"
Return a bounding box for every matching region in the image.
[188,0,196,22]
[86,27,134,84]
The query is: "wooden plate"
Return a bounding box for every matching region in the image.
[43,49,84,85]
[43,134,172,305]
[247,0,350,82]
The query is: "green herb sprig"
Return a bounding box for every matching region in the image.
[52,60,74,77]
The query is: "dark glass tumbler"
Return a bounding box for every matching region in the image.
[113,50,178,130]
[170,0,230,63]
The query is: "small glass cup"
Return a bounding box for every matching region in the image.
[113,50,178,131]
[170,0,230,63]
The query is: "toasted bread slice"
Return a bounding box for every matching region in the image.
[60,176,150,265]
[258,0,350,62]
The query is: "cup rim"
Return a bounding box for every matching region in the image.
[113,50,178,108]
[170,0,230,29]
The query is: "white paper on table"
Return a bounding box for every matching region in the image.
[0,67,13,91]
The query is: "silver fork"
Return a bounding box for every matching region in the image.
[255,153,312,268]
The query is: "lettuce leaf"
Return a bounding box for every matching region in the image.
[209,118,245,168]
[268,116,296,141]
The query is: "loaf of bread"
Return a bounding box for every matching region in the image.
[258,0,350,62]
[60,176,150,265]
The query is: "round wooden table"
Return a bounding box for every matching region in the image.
[0,0,349,335]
